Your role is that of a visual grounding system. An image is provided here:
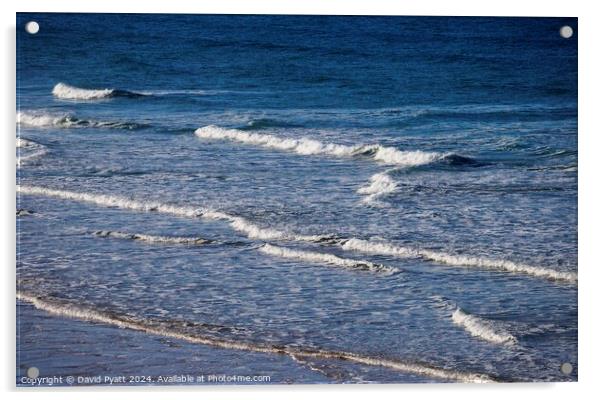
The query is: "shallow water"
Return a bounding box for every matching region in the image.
[16,14,577,385]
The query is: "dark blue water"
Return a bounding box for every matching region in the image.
[16,13,577,385]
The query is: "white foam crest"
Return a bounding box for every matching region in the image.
[17,292,493,383]
[195,125,444,167]
[259,244,398,275]
[196,125,354,156]
[452,308,517,345]
[52,82,114,100]
[372,146,443,166]
[341,238,418,257]
[17,111,145,130]
[17,185,204,218]
[93,230,211,245]
[420,249,577,283]
[229,217,291,240]
[229,217,328,242]
[16,138,38,148]
[18,111,76,128]
[358,171,398,204]
[340,238,577,284]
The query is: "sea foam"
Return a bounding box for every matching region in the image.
[52,82,143,100]
[17,111,147,130]
[17,185,204,217]
[339,238,577,283]
[259,244,398,275]
[52,82,115,100]
[451,308,517,345]
[195,125,444,167]
[92,230,212,245]
[16,138,38,148]
[357,170,398,204]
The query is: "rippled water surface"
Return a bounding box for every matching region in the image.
[16,14,577,385]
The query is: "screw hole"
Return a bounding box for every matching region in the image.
[560,25,573,39]
[25,21,39,35]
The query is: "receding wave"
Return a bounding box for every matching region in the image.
[357,171,398,205]
[259,244,398,275]
[339,238,577,284]
[52,82,145,100]
[17,292,493,383]
[451,308,517,345]
[18,185,576,284]
[92,230,212,245]
[17,111,148,130]
[195,125,445,167]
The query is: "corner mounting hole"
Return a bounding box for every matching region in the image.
[25,21,39,35]
[561,362,573,375]
[560,25,573,39]
[27,366,39,379]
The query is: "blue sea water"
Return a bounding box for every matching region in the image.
[16,13,577,385]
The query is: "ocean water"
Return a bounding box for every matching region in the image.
[16,13,577,385]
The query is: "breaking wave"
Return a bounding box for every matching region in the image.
[195,125,445,167]
[357,171,398,205]
[259,244,398,275]
[339,238,577,284]
[92,230,212,245]
[451,308,517,345]
[18,185,575,284]
[18,185,204,217]
[52,82,145,100]
[17,111,148,130]
[228,216,333,242]
[17,292,493,383]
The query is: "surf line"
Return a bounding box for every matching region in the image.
[52,82,145,100]
[195,125,446,167]
[17,185,577,284]
[90,229,397,276]
[451,308,517,345]
[16,292,494,383]
[92,230,213,245]
[16,185,331,243]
